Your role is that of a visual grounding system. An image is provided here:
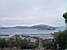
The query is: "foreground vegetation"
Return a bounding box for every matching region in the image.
[0,30,67,50]
[53,30,67,50]
[0,35,39,50]
[0,34,54,50]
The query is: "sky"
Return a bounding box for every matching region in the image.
[0,0,66,27]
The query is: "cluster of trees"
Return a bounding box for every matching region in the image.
[0,35,38,50]
[52,12,67,50]
[53,30,67,50]
[0,35,56,50]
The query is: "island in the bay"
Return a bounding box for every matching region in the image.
[0,24,56,30]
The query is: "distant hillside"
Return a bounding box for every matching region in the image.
[0,24,56,30]
[30,24,56,30]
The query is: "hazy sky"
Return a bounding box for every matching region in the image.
[0,0,66,27]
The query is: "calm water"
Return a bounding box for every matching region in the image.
[0,26,65,35]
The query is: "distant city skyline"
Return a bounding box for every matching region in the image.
[0,0,66,27]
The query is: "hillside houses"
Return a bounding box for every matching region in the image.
[0,34,54,43]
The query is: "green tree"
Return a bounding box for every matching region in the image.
[63,12,67,23]
[54,30,67,50]
[0,38,7,50]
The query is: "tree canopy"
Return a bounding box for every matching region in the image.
[63,12,67,19]
[54,30,67,49]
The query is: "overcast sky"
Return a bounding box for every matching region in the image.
[0,0,66,27]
